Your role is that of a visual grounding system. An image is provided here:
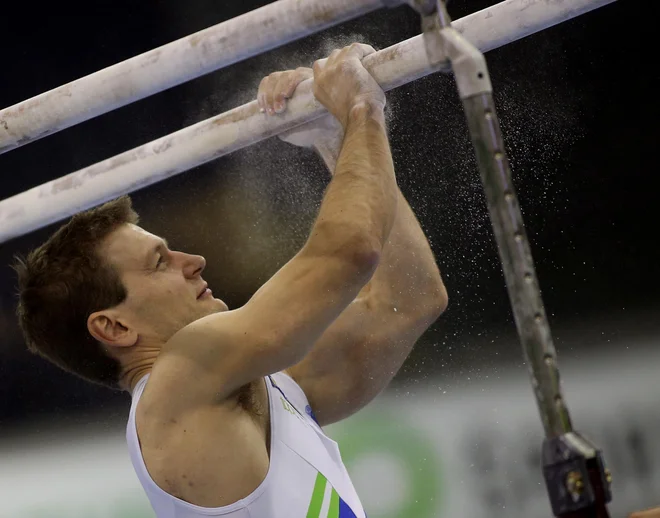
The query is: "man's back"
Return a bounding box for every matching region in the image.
[126,372,366,517]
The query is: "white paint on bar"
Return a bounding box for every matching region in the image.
[0,0,616,244]
[0,0,389,155]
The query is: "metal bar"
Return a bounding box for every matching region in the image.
[0,0,615,243]
[424,0,613,514]
[461,91,611,518]
[465,91,572,438]
[427,0,574,440]
[0,0,394,156]
[464,89,613,518]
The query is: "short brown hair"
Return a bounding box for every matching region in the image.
[14,196,139,390]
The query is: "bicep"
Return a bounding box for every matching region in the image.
[227,246,375,379]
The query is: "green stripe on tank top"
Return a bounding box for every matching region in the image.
[328,488,340,518]
[306,472,328,518]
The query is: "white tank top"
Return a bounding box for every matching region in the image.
[126,371,366,518]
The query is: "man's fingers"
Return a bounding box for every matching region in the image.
[327,48,341,65]
[257,76,269,112]
[294,67,314,85]
[274,68,312,113]
[260,41,376,117]
[273,75,296,113]
[264,72,283,114]
[347,42,377,61]
[258,68,313,115]
[259,74,278,114]
[313,58,327,76]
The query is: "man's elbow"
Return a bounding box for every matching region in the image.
[409,282,449,329]
[425,281,448,319]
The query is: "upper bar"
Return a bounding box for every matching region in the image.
[0,0,616,244]
[0,0,392,156]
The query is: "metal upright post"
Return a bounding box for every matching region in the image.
[412,1,613,515]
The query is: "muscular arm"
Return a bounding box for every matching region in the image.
[315,134,446,309]
[286,121,447,426]
[148,46,399,414]
[314,102,397,255]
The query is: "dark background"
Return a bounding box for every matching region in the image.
[0,0,656,431]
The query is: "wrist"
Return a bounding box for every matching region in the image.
[313,137,342,174]
[346,100,386,128]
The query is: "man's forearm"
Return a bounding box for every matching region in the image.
[312,103,398,256]
[314,131,343,173]
[364,190,446,313]
[314,137,446,313]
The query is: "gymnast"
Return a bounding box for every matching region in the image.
[15,43,447,517]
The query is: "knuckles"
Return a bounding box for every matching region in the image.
[260,43,368,108]
[258,68,313,112]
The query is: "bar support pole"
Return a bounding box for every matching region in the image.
[420,1,614,515]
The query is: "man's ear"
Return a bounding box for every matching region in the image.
[87,310,138,349]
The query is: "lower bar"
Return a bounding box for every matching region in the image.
[0,0,615,244]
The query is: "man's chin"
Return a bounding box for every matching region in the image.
[204,298,229,315]
[180,299,229,330]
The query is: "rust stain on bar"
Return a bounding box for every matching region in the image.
[188,32,228,49]
[212,102,260,127]
[369,44,404,67]
[0,205,27,221]
[143,49,163,67]
[300,1,342,25]
[153,138,174,154]
[50,174,84,195]
[89,147,150,178]
[8,85,74,118]
[261,17,277,28]
[9,207,27,221]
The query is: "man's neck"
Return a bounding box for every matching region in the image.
[125,367,152,394]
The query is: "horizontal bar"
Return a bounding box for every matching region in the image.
[0,0,615,244]
[0,0,392,155]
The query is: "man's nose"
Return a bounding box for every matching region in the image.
[182,253,206,278]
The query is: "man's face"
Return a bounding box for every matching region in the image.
[101,224,228,345]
